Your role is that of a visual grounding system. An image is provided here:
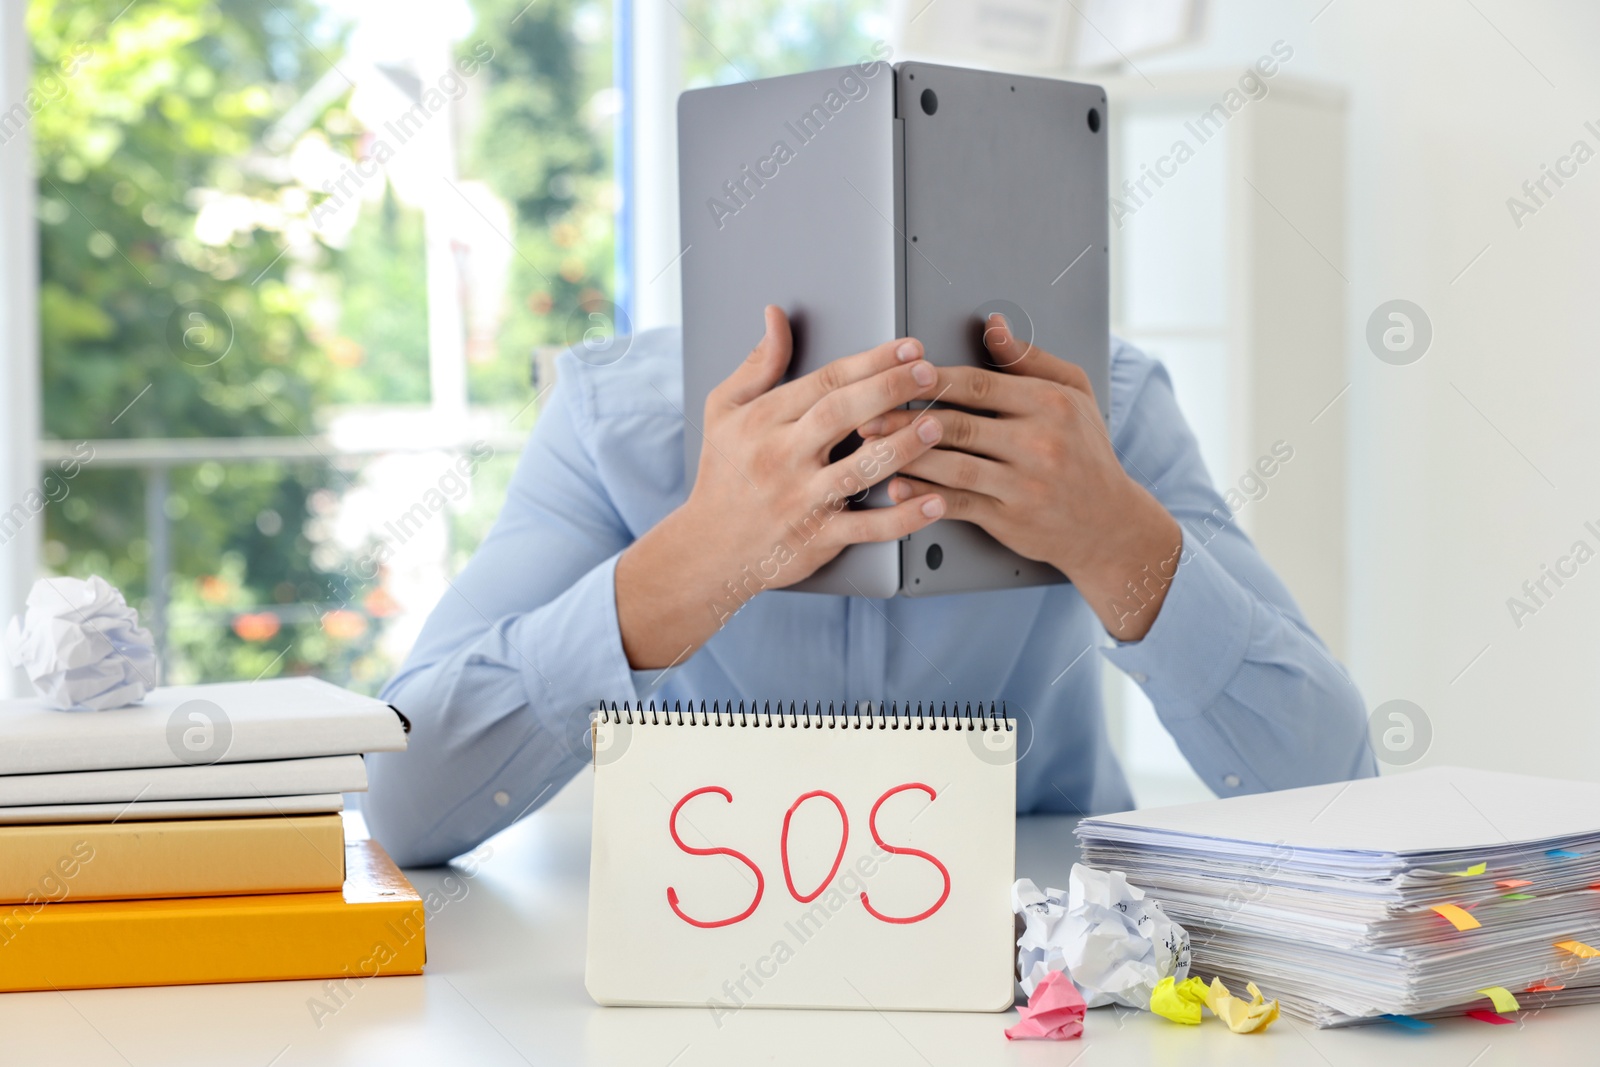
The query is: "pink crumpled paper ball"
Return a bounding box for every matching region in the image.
[1005,969,1086,1041]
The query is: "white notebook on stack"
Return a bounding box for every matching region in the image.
[0,677,407,774]
[586,701,1017,1012]
[1076,766,1600,1026]
[0,677,407,823]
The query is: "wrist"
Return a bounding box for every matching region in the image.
[1066,479,1183,641]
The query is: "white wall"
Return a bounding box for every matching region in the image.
[1139,0,1600,779]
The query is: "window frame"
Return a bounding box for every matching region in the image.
[1,0,41,697]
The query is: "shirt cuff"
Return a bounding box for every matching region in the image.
[507,552,652,732]
[1101,527,1255,721]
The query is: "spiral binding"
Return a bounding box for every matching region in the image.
[594,700,1012,730]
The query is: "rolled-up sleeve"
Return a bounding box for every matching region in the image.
[1100,348,1376,796]
[364,364,657,866]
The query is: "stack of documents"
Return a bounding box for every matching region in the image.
[0,677,424,991]
[1075,767,1600,1027]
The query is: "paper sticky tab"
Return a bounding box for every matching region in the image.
[1466,1010,1513,1025]
[1381,1014,1434,1030]
[1476,987,1520,1013]
[1547,849,1581,859]
[1446,862,1486,876]
[1525,981,1565,992]
[1004,970,1086,1041]
[1150,976,1209,1025]
[1431,903,1480,930]
[1503,893,1535,900]
[1205,978,1281,1034]
[1496,879,1532,889]
[1555,939,1600,958]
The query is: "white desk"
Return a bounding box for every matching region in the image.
[10,774,1595,1066]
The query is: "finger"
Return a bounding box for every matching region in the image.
[796,357,938,448]
[983,313,1092,393]
[857,407,1012,460]
[763,335,925,420]
[829,494,945,545]
[887,476,996,524]
[818,413,943,493]
[714,305,793,407]
[899,446,1011,496]
[909,361,1036,415]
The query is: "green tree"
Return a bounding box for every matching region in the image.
[459,0,615,404]
[28,0,620,690]
[29,0,368,684]
[31,0,342,442]
[324,185,431,406]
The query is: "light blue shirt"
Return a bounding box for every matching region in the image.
[365,328,1375,866]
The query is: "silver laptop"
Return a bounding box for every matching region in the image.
[679,61,1109,597]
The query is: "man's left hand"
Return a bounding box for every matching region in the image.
[857,315,1183,641]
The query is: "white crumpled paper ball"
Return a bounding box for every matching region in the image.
[4,575,159,711]
[1013,864,1191,1009]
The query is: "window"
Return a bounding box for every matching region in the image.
[17,0,617,690]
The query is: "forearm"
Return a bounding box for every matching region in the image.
[615,505,734,669]
[366,636,583,867]
[1059,478,1182,642]
[368,556,649,865]
[1102,527,1375,793]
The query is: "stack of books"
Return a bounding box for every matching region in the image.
[0,677,423,992]
[1075,766,1600,1026]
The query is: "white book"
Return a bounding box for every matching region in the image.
[0,677,407,775]
[586,701,1017,1012]
[0,754,368,807]
[0,793,344,824]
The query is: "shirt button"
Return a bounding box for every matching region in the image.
[493,790,511,807]
[1223,774,1241,788]
[1129,671,1148,683]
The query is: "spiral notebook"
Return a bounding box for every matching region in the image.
[585,702,1018,1013]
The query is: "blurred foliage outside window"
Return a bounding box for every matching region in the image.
[676,0,887,87]
[27,0,616,691]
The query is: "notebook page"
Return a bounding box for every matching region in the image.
[586,711,1016,1012]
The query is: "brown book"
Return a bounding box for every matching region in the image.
[0,815,345,904]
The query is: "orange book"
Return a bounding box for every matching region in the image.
[0,815,346,904]
[0,838,424,992]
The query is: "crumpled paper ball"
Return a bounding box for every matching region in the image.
[1013,864,1191,1009]
[1205,977,1280,1033]
[1151,975,1210,1024]
[4,576,158,711]
[1004,969,1087,1041]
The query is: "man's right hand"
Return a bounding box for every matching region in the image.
[615,306,946,669]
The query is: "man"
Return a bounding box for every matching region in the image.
[364,309,1374,866]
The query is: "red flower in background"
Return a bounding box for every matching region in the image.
[321,609,368,640]
[232,613,280,641]
[362,586,400,618]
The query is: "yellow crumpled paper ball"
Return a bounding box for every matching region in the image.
[1150,975,1210,1025]
[1205,978,1281,1033]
